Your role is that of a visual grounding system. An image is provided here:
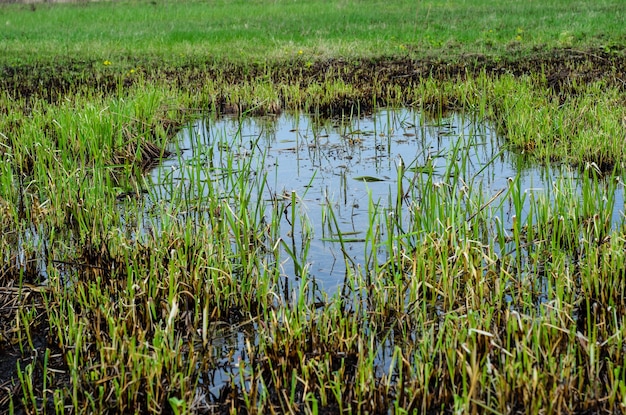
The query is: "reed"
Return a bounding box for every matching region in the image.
[2,74,626,413]
[1,0,626,413]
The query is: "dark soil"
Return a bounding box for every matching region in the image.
[0,333,69,414]
[1,48,625,114]
[0,258,69,413]
[0,285,69,414]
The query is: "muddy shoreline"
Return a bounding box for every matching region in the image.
[2,48,625,106]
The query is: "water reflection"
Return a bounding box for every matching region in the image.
[149,109,625,291]
[144,108,626,402]
[151,109,608,292]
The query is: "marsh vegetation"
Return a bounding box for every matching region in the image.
[1,0,626,414]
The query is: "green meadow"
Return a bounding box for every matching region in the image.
[2,0,623,64]
[1,0,626,413]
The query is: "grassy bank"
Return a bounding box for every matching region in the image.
[1,0,626,414]
[2,0,625,64]
[1,0,625,97]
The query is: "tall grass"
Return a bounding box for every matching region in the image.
[2,54,626,413]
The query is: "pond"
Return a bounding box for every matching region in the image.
[139,107,626,402]
[147,108,626,293]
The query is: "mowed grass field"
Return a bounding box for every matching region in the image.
[1,0,625,63]
[1,1,626,414]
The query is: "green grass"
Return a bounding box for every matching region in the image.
[1,0,625,66]
[3,76,625,413]
[1,0,626,413]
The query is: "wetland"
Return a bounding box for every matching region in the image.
[2,0,626,413]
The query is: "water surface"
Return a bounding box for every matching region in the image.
[148,109,625,292]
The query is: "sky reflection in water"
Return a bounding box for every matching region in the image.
[150,109,625,292]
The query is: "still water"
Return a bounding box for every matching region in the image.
[145,108,626,400]
[148,108,624,292]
